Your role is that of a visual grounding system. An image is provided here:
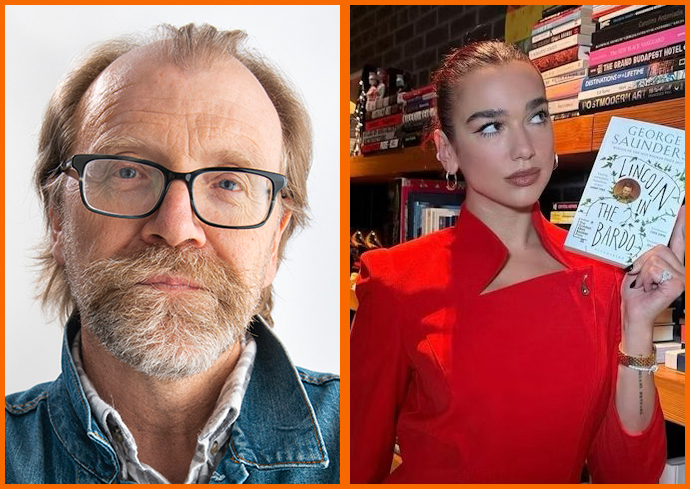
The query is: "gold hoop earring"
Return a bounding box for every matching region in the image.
[553,154,559,170]
[446,171,458,191]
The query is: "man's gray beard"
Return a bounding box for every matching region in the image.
[69,245,265,380]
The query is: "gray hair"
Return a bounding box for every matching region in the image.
[34,23,313,326]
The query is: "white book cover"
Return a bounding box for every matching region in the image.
[564,117,685,267]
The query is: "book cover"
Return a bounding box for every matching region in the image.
[564,117,685,267]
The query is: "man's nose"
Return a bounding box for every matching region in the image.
[141,180,207,248]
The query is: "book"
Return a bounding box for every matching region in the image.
[564,117,685,268]
[582,59,682,91]
[544,68,588,87]
[546,77,585,101]
[532,18,595,45]
[579,69,685,100]
[599,5,663,29]
[655,341,683,363]
[589,25,685,67]
[529,33,592,60]
[364,112,403,131]
[542,59,589,80]
[360,138,400,154]
[578,79,684,114]
[398,178,465,242]
[659,457,685,484]
[588,42,684,78]
[551,110,580,121]
[553,201,579,211]
[550,210,576,225]
[591,5,685,51]
[532,45,590,73]
[654,324,675,342]
[665,348,685,370]
[548,97,579,115]
[532,6,593,36]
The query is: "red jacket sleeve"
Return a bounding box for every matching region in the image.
[587,275,666,483]
[350,250,412,483]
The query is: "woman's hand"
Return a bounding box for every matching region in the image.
[621,205,685,332]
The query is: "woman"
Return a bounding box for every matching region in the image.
[350,41,685,484]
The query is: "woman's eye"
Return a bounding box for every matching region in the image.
[530,110,548,124]
[117,167,138,179]
[478,122,500,136]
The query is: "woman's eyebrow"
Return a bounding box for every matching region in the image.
[526,97,548,111]
[466,108,506,124]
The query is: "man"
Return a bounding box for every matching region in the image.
[5,23,339,484]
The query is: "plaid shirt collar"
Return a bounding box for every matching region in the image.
[71,327,257,484]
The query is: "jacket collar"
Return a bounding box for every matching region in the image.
[452,202,573,295]
[50,315,329,483]
[221,317,330,482]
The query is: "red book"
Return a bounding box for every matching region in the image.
[365,113,403,132]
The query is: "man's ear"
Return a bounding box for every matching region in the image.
[49,206,66,267]
[433,128,460,175]
[262,207,292,288]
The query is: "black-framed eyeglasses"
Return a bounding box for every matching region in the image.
[55,154,287,229]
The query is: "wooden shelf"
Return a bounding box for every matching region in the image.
[351,98,685,180]
[654,364,685,426]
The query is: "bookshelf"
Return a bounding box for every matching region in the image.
[350,98,685,181]
[350,98,686,424]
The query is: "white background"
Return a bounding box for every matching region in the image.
[5,5,341,394]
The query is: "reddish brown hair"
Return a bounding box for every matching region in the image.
[432,40,534,142]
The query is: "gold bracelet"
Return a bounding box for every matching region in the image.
[617,342,658,373]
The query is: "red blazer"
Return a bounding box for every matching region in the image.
[351,204,666,484]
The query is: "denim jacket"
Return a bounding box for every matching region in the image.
[5,317,340,484]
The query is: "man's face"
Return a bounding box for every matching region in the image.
[51,46,289,379]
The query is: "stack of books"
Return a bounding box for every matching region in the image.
[528,5,594,121]
[400,85,437,148]
[579,5,685,115]
[549,201,578,227]
[361,92,403,154]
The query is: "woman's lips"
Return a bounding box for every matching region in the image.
[506,167,541,187]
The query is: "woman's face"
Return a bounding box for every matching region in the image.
[443,60,554,211]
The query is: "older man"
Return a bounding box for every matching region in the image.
[5,23,339,484]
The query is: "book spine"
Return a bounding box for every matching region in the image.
[402,106,436,124]
[541,5,576,19]
[532,7,591,35]
[548,97,579,114]
[532,18,584,44]
[360,138,401,154]
[588,42,685,77]
[401,85,435,100]
[541,59,589,80]
[551,110,580,121]
[592,5,627,21]
[552,202,579,211]
[404,97,437,113]
[532,26,582,50]
[533,45,590,73]
[579,69,685,100]
[578,79,685,114]
[362,129,398,144]
[365,94,398,112]
[364,113,403,131]
[591,6,685,51]
[546,78,584,101]
[589,25,685,66]
[544,68,588,87]
[530,33,591,60]
[583,64,654,90]
[403,91,437,104]
[402,119,428,133]
[598,5,663,29]
[365,104,402,121]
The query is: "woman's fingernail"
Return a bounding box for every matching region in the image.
[625,264,634,273]
[630,280,636,288]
